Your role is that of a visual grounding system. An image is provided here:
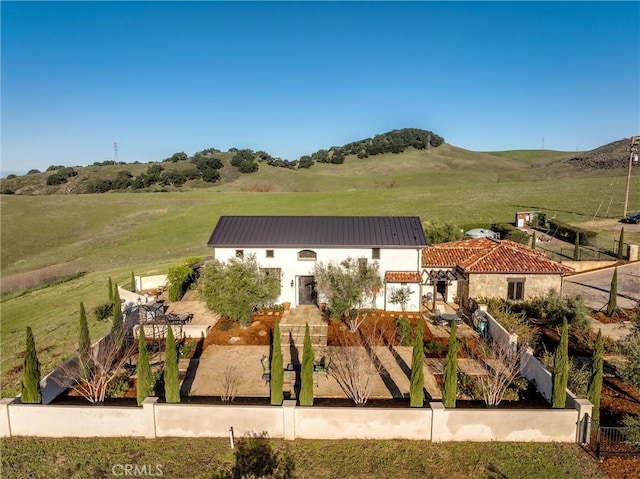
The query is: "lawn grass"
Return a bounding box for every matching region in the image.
[0,437,604,479]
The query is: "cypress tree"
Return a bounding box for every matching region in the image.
[270,321,284,406]
[587,329,604,422]
[108,277,113,301]
[111,285,124,349]
[163,325,180,403]
[552,318,569,408]
[617,228,625,260]
[443,321,459,408]
[136,327,153,406]
[299,322,314,406]
[410,322,425,407]
[79,302,91,380]
[21,326,41,404]
[607,267,618,317]
[131,271,137,292]
[573,232,580,261]
[531,231,536,250]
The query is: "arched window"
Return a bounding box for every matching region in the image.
[297,249,317,261]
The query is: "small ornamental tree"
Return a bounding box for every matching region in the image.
[552,319,569,408]
[163,326,180,403]
[136,327,153,406]
[607,267,618,317]
[79,302,91,380]
[21,326,41,403]
[410,322,425,407]
[443,321,459,408]
[618,228,625,260]
[198,255,281,328]
[313,257,383,332]
[270,321,284,405]
[389,286,414,312]
[111,285,124,350]
[587,329,604,422]
[299,323,314,406]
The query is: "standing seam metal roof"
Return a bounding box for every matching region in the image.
[207,216,428,247]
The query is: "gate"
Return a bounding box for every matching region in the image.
[584,418,640,459]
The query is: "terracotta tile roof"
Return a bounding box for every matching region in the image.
[422,238,573,274]
[385,271,422,283]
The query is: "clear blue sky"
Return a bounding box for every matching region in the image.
[2,1,639,174]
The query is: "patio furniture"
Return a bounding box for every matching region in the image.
[314,356,331,378]
[261,355,270,384]
[433,308,447,326]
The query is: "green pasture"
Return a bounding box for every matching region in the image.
[1,168,639,397]
[1,437,603,479]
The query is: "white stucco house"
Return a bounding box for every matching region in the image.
[207,216,428,311]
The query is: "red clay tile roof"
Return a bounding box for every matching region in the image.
[421,238,573,274]
[385,271,422,283]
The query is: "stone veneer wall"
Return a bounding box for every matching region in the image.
[468,273,563,300]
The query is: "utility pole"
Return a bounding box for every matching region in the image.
[623,136,640,218]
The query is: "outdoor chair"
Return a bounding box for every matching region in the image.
[433,308,446,326]
[314,356,330,378]
[261,355,270,384]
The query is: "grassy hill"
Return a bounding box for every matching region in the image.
[1,134,639,397]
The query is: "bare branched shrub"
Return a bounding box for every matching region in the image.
[474,337,530,407]
[329,321,386,406]
[220,365,241,402]
[53,334,135,405]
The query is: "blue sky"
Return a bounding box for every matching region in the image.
[2,1,639,174]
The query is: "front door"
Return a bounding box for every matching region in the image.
[298,276,317,305]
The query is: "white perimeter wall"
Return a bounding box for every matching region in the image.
[213,246,422,307]
[1,398,587,442]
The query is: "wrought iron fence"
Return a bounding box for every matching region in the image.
[584,420,640,459]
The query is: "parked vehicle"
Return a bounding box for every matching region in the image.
[621,212,640,224]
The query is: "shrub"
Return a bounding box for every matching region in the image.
[424,340,444,355]
[107,374,131,398]
[167,262,195,302]
[622,415,640,445]
[395,317,413,346]
[491,223,530,244]
[547,220,597,246]
[92,302,113,321]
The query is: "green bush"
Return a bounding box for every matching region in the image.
[424,340,444,355]
[92,302,113,321]
[395,317,413,346]
[490,223,530,244]
[548,220,597,246]
[107,374,131,398]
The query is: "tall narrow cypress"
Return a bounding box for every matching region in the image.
[136,327,153,406]
[163,326,180,403]
[587,329,604,422]
[410,322,425,407]
[552,318,569,408]
[299,322,314,406]
[108,277,113,301]
[607,267,618,317]
[531,231,537,250]
[131,271,137,292]
[443,321,459,408]
[573,232,581,261]
[21,326,41,404]
[79,302,91,380]
[111,285,124,349]
[270,321,284,405]
[617,228,625,260]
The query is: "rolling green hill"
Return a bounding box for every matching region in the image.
[1,131,639,397]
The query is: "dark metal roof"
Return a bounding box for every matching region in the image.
[207,216,428,248]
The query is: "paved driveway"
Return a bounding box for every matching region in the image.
[563,262,640,311]
[562,262,639,339]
